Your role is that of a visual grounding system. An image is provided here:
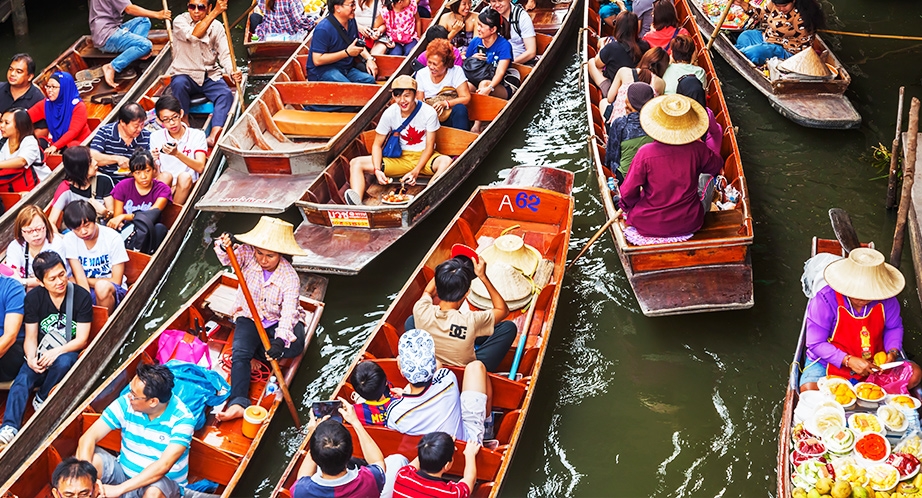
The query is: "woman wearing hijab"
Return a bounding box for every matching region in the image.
[27,72,91,156]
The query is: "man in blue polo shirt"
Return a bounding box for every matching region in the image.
[0,273,25,384]
[89,102,151,180]
[77,363,194,498]
[307,0,378,83]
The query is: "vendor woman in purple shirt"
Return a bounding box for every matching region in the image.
[800,248,922,392]
[618,94,723,239]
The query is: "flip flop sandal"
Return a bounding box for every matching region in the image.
[114,67,137,81]
[90,92,126,105]
[75,80,98,94]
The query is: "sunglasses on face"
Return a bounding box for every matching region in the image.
[188,3,208,11]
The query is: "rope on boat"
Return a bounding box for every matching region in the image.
[819,29,922,42]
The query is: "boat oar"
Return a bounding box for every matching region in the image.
[230,0,259,29]
[222,238,302,428]
[828,208,859,254]
[508,260,555,380]
[222,10,242,95]
[566,209,622,272]
[162,0,173,45]
[706,0,733,51]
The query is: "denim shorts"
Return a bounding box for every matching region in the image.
[799,359,827,387]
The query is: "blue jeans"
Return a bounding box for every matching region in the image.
[170,75,235,130]
[102,17,153,73]
[446,103,471,131]
[312,65,376,84]
[1,351,78,430]
[735,29,792,65]
[388,40,418,56]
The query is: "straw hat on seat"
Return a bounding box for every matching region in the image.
[236,216,308,256]
[639,94,710,145]
[468,262,534,311]
[823,247,905,301]
[478,234,541,277]
[778,48,833,78]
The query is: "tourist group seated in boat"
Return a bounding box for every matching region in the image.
[249,0,319,42]
[732,0,825,65]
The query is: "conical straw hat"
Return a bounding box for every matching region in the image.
[469,262,534,311]
[639,94,710,145]
[478,234,541,277]
[823,247,905,301]
[778,48,832,78]
[235,216,308,256]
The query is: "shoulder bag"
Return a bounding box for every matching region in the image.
[463,56,496,87]
[382,101,422,158]
[38,282,74,354]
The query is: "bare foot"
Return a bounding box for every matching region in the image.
[102,64,118,88]
[206,127,223,148]
[214,404,246,422]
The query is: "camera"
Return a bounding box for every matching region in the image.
[355,38,366,49]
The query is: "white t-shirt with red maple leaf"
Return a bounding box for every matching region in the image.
[376,101,440,153]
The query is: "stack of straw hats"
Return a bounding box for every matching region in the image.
[467,234,541,311]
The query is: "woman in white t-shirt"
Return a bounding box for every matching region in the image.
[0,108,51,192]
[149,96,208,205]
[6,205,67,290]
[343,75,453,206]
[417,38,471,131]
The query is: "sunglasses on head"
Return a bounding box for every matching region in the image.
[188,3,208,11]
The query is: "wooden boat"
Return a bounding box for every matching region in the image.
[581,0,754,316]
[2,271,328,495]
[244,13,312,78]
[197,3,444,214]
[0,64,245,475]
[686,0,860,129]
[271,165,573,498]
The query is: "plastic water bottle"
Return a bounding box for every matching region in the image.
[260,376,279,408]
[607,177,616,192]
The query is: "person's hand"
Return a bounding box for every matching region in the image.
[524,0,535,10]
[476,85,493,96]
[44,145,58,156]
[472,52,486,61]
[346,39,362,57]
[887,351,900,363]
[37,348,59,368]
[374,169,389,185]
[266,337,286,360]
[390,386,405,397]
[151,148,160,163]
[433,100,450,115]
[214,0,228,14]
[99,482,123,498]
[366,58,378,77]
[232,71,243,84]
[157,9,172,20]
[848,356,879,377]
[473,256,486,278]
[451,19,464,31]
[160,142,177,156]
[115,156,129,169]
[360,25,375,38]
[337,396,360,426]
[463,440,481,457]
[26,354,45,373]
[215,232,233,252]
[400,171,418,186]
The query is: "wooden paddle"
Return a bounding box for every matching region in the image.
[566,209,622,272]
[706,0,734,51]
[230,0,259,29]
[222,10,242,94]
[222,238,302,428]
[163,0,173,44]
[508,259,555,379]
[828,208,859,254]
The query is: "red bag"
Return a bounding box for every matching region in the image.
[0,167,38,192]
[867,362,914,395]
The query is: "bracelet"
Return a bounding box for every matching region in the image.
[843,354,851,368]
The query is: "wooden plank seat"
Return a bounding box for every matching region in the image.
[467,94,506,122]
[201,282,239,318]
[124,250,151,287]
[273,109,357,138]
[691,208,745,240]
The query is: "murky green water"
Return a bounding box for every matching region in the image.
[3,0,922,495]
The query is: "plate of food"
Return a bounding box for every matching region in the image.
[878,405,909,433]
[818,376,857,408]
[381,192,413,205]
[867,463,900,491]
[699,0,750,30]
[888,394,922,411]
[885,452,921,481]
[855,382,887,407]
[849,413,886,436]
[855,433,891,463]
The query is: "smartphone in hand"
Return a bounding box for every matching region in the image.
[312,400,343,423]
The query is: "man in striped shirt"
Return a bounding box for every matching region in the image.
[77,363,195,498]
[89,103,151,180]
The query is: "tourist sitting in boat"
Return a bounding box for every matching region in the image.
[489,0,536,64]
[307,0,378,84]
[149,96,207,205]
[418,39,472,131]
[0,108,51,192]
[88,0,171,89]
[371,0,421,56]
[168,0,242,148]
[351,361,395,426]
[589,11,649,96]
[251,0,317,41]
[0,272,26,384]
[604,47,668,121]
[619,94,724,244]
[464,8,517,125]
[344,75,452,205]
[27,72,91,156]
[7,205,67,291]
[440,0,476,50]
[62,200,129,314]
[599,2,627,32]
[49,146,115,229]
[799,248,922,392]
[387,329,493,443]
[642,0,689,51]
[416,26,464,69]
[662,35,706,94]
[0,54,44,117]
[606,82,654,185]
[107,149,170,243]
[77,363,195,498]
[392,431,480,497]
[291,407,386,497]
[212,216,308,422]
[89,102,151,181]
[405,254,516,372]
[51,458,99,498]
[732,0,826,65]
[0,251,92,447]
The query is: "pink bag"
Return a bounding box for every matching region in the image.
[867,362,914,395]
[157,329,212,366]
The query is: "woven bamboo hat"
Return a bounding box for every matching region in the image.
[823,248,905,301]
[639,94,709,145]
[468,262,533,311]
[478,234,541,277]
[236,216,308,256]
[778,48,832,78]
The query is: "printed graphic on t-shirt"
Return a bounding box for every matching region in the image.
[123,198,153,213]
[403,126,426,146]
[39,313,74,341]
[80,254,112,278]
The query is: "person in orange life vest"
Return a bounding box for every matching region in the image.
[800,247,922,392]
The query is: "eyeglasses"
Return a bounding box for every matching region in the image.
[56,491,93,498]
[159,114,182,124]
[21,226,46,235]
[44,83,60,90]
[341,2,356,7]
[127,391,149,401]
[188,3,207,11]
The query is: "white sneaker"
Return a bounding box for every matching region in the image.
[344,189,362,206]
[32,394,45,412]
[0,425,18,446]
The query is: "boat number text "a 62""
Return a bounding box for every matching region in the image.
[500,192,541,213]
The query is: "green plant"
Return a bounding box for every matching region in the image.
[867,142,901,181]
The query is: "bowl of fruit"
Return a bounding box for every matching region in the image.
[867,463,900,491]
[856,432,891,464]
[795,437,827,459]
[888,394,922,411]
[855,382,887,408]
[821,427,856,455]
[885,452,921,481]
[878,405,909,433]
[849,413,886,437]
[818,377,857,408]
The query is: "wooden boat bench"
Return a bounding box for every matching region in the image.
[691,208,745,240]
[272,109,357,138]
[201,281,240,319]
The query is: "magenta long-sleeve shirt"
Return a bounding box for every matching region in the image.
[805,284,904,368]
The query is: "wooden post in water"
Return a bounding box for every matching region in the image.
[886,87,905,209]
[890,97,920,268]
[10,0,27,37]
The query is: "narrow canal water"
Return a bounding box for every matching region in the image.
[2,0,922,495]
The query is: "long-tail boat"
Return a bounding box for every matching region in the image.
[686,0,860,129]
[271,165,573,497]
[243,13,313,78]
[2,271,328,496]
[581,0,754,316]
[0,65,244,474]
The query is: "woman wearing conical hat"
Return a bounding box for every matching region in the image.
[212,216,309,421]
[800,248,922,392]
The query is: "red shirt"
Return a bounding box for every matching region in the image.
[392,465,471,498]
[28,100,91,148]
[642,26,690,51]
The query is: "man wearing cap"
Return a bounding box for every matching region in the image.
[386,329,491,444]
[606,82,655,185]
[345,75,453,205]
[212,216,309,421]
[800,248,922,392]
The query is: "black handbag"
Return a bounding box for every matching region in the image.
[462,57,496,87]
